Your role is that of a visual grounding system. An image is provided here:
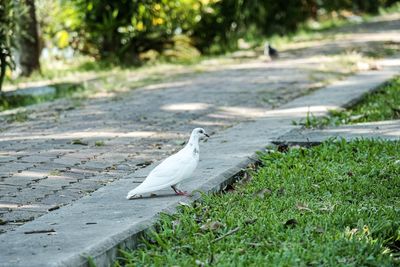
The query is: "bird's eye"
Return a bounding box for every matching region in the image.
[199,130,204,133]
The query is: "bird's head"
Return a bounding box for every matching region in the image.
[191,128,209,139]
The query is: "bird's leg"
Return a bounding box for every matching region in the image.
[171,185,179,194]
[171,185,189,196]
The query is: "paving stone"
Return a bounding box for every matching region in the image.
[0,224,15,235]
[0,184,22,197]
[0,163,35,174]
[20,155,54,164]
[0,156,17,163]
[1,176,36,187]
[0,209,44,223]
[53,157,82,166]
[0,186,50,205]
[79,160,111,171]
[33,176,77,190]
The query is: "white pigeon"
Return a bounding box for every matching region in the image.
[126,128,209,199]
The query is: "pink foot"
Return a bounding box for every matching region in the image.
[171,185,189,196]
[175,191,189,196]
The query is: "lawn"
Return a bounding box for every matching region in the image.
[296,76,400,128]
[115,140,400,266]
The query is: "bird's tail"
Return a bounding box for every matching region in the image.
[126,183,156,199]
[126,188,140,199]
[126,182,175,199]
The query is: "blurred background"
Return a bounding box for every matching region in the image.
[1,0,399,92]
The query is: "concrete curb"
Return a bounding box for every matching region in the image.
[1,58,399,267]
[274,120,400,145]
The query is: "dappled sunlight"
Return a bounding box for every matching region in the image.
[264,105,339,118]
[162,102,211,111]
[0,129,190,145]
[0,203,42,209]
[0,130,157,142]
[142,80,193,91]
[0,203,20,209]
[189,119,231,127]
[216,106,267,119]
[12,170,48,179]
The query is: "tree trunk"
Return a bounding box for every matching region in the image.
[0,54,6,92]
[19,0,41,77]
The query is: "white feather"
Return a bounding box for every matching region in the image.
[126,128,206,199]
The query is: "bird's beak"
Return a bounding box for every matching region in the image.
[204,133,210,138]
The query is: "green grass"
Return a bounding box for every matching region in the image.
[49,170,61,176]
[0,83,84,112]
[115,140,400,266]
[71,139,88,146]
[95,141,105,147]
[3,111,29,123]
[295,76,400,128]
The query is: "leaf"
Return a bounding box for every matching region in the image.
[284,219,298,228]
[318,203,335,212]
[200,220,224,232]
[277,187,285,196]
[243,218,257,225]
[254,188,272,198]
[223,183,235,192]
[87,256,96,267]
[240,172,253,184]
[277,143,289,153]
[56,30,69,49]
[71,139,88,146]
[49,170,61,176]
[296,203,312,212]
[178,201,190,207]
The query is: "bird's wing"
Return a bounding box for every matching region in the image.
[142,151,192,187]
[127,149,195,197]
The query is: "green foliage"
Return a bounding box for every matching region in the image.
[4,111,28,123]
[36,0,400,64]
[116,140,400,266]
[36,0,84,50]
[95,141,105,147]
[337,77,400,123]
[47,0,210,63]
[0,83,84,112]
[0,0,24,91]
[321,0,398,13]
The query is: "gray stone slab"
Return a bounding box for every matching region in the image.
[5,86,56,97]
[275,120,400,144]
[20,155,54,163]
[1,59,399,267]
[0,156,17,163]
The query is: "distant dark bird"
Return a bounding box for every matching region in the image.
[264,42,278,60]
